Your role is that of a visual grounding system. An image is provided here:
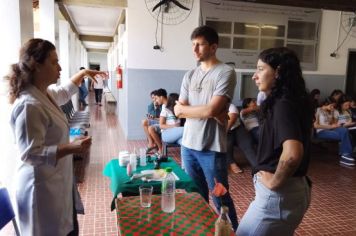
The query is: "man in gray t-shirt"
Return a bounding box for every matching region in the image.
[174,25,238,231]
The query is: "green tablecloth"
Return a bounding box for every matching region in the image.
[103,157,199,210]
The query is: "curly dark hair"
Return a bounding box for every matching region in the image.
[4,38,56,104]
[258,47,313,129]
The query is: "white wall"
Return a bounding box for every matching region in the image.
[108,1,356,139]
[310,10,356,75]
[126,0,199,70]
[88,52,108,71]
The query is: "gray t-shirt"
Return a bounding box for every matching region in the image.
[179,63,236,152]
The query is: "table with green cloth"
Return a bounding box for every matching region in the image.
[116,192,217,235]
[103,157,199,210]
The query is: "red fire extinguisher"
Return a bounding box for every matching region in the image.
[116,65,123,89]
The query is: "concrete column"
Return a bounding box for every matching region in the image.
[59,20,70,83]
[39,0,59,46]
[0,0,34,189]
[0,0,33,74]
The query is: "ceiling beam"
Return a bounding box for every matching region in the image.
[87,48,108,53]
[234,0,356,12]
[79,35,113,42]
[56,0,79,35]
[60,0,127,8]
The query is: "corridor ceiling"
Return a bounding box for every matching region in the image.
[34,0,355,53]
[55,0,127,53]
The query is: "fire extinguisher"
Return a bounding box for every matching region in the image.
[116,65,123,89]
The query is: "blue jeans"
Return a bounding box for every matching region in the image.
[250,126,259,145]
[236,175,311,236]
[181,146,238,231]
[316,127,353,156]
[161,127,184,145]
[79,83,88,105]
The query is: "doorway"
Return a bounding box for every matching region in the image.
[345,50,356,97]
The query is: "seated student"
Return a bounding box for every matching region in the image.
[240,98,259,144]
[314,98,355,167]
[310,88,321,113]
[142,90,162,152]
[147,89,167,154]
[349,97,356,122]
[329,89,344,103]
[337,95,356,128]
[226,104,243,174]
[147,90,161,122]
[148,92,183,156]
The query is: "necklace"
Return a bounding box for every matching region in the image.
[192,66,213,92]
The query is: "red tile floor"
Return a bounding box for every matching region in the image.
[2,93,356,236]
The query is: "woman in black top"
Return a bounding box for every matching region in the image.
[237,47,313,236]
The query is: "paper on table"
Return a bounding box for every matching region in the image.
[141,169,180,181]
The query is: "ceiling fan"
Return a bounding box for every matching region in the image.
[152,0,190,12]
[145,0,193,25]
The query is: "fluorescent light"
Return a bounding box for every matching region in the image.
[261,25,278,30]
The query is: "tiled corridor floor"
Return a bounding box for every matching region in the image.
[2,93,356,235]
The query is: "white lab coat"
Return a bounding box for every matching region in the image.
[10,82,83,236]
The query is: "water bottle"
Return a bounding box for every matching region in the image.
[161,167,175,213]
[139,148,147,166]
[129,153,137,172]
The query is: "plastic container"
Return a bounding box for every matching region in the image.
[161,167,175,213]
[118,151,130,166]
[139,148,146,166]
[129,153,137,172]
[69,127,85,142]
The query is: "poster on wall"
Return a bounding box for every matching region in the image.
[201,0,321,70]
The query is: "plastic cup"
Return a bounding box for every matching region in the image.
[139,185,153,208]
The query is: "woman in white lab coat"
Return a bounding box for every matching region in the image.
[5,38,105,236]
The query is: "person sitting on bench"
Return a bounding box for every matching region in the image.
[314,98,355,167]
[142,90,161,153]
[148,92,183,156]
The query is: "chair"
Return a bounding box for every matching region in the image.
[0,187,20,236]
[162,142,180,157]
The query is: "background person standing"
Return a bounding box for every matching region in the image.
[78,67,89,107]
[91,66,105,106]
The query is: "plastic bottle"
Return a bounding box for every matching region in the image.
[214,206,233,236]
[129,153,137,172]
[161,167,175,213]
[126,163,132,177]
[139,150,147,166]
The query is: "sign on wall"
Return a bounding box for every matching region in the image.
[201,0,321,70]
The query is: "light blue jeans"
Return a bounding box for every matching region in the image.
[161,126,184,144]
[236,175,311,236]
[316,127,353,157]
[181,146,238,231]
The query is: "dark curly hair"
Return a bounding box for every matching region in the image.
[4,38,55,104]
[259,47,313,130]
[166,93,179,116]
[191,25,219,45]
